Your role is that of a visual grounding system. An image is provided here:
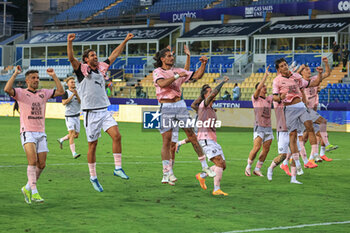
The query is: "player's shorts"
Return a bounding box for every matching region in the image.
[297,124,305,137]
[276,131,289,154]
[199,139,225,161]
[171,126,179,143]
[20,131,49,153]
[65,115,81,133]
[253,126,274,142]
[284,102,311,133]
[171,115,198,143]
[83,108,118,142]
[309,108,321,122]
[159,100,192,134]
[297,123,320,137]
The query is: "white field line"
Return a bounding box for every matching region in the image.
[0,158,349,168]
[220,220,350,233]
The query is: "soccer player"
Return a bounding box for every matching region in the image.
[195,77,229,196]
[67,32,134,192]
[245,67,273,177]
[153,47,215,186]
[167,44,192,182]
[267,100,304,184]
[4,66,64,203]
[299,58,337,160]
[57,77,81,159]
[272,58,322,177]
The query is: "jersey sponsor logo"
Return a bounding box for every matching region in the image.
[39,94,44,99]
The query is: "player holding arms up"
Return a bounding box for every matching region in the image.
[153,47,215,186]
[67,32,134,192]
[245,67,273,177]
[272,58,322,180]
[57,77,81,159]
[4,66,64,203]
[195,76,229,196]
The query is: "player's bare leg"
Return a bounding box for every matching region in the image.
[23,143,44,203]
[246,137,262,176]
[106,125,129,180]
[317,133,333,161]
[304,120,319,167]
[87,140,103,192]
[68,130,80,159]
[211,156,228,196]
[183,127,215,177]
[267,153,287,181]
[253,139,271,177]
[161,130,174,185]
[169,142,177,182]
[315,116,338,153]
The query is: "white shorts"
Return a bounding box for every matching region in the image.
[171,127,179,143]
[159,100,192,134]
[277,131,289,154]
[297,123,320,137]
[199,139,225,161]
[83,109,118,142]
[309,109,321,122]
[253,126,274,142]
[20,131,49,153]
[65,116,81,133]
[285,102,311,133]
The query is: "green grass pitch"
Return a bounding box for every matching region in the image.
[0,116,349,233]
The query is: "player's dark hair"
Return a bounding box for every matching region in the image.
[82,49,94,64]
[200,84,211,99]
[275,58,287,70]
[153,48,170,68]
[25,70,39,78]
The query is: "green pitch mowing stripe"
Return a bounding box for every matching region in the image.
[0,116,349,233]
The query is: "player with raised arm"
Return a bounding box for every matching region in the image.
[245,67,273,177]
[4,66,64,203]
[57,77,81,159]
[167,44,192,182]
[195,77,229,196]
[272,58,323,184]
[67,32,134,192]
[153,47,215,186]
[299,57,337,161]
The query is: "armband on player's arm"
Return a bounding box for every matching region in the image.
[174,74,180,80]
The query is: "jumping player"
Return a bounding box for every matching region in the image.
[195,77,229,196]
[272,58,322,179]
[153,47,215,186]
[245,67,273,177]
[57,77,81,159]
[67,32,134,192]
[299,58,337,160]
[4,66,64,203]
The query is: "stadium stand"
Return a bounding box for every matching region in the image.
[137,0,214,15]
[46,0,118,23]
